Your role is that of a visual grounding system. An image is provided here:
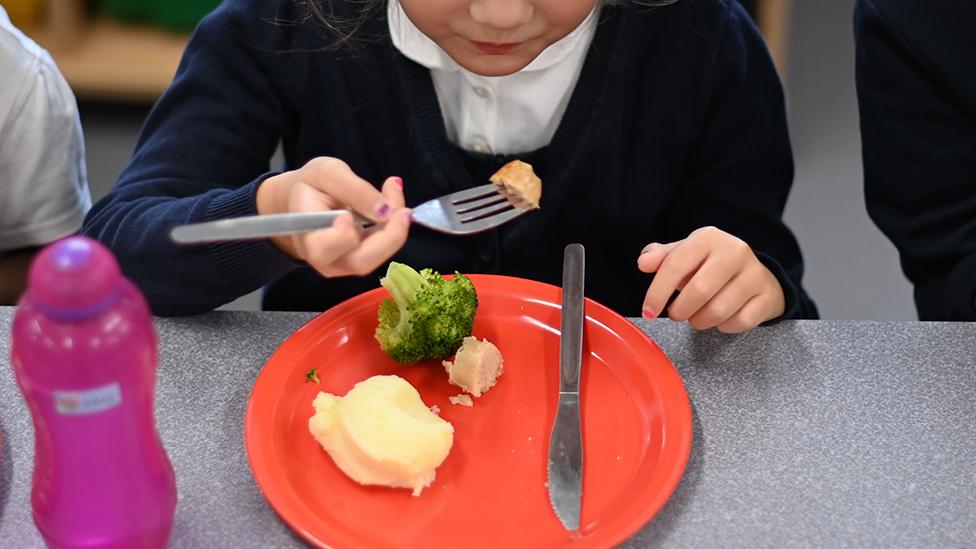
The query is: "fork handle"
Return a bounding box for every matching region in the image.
[170,211,370,244]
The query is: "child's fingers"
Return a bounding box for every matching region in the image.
[641,240,708,319]
[686,275,755,330]
[381,176,406,209]
[716,294,774,334]
[293,212,363,273]
[637,241,681,273]
[666,255,738,322]
[299,157,393,223]
[686,260,786,332]
[350,177,405,241]
[266,183,339,259]
[324,209,412,277]
[289,179,340,212]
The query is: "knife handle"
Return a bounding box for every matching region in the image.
[559,243,585,393]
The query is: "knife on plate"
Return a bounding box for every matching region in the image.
[547,243,585,531]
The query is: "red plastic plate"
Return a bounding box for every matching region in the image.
[245,274,691,548]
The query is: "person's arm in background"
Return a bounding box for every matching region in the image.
[0,7,90,305]
[855,0,976,320]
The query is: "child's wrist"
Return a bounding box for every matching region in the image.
[256,172,289,216]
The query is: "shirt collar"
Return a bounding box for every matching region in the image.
[387,0,600,74]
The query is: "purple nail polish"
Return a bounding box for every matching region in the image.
[376,202,390,217]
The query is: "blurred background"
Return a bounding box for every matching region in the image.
[6,0,916,319]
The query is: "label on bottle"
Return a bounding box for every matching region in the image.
[53,383,122,415]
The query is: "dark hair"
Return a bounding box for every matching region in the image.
[305,0,679,49]
[304,0,384,49]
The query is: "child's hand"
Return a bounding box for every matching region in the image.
[637,226,785,333]
[256,157,411,277]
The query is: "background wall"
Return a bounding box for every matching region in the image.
[77,0,918,319]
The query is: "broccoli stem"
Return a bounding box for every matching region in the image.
[380,262,428,312]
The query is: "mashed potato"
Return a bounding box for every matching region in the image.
[308,375,454,496]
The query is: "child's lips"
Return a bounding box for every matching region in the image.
[471,41,521,55]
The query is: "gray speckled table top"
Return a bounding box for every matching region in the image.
[1,307,975,548]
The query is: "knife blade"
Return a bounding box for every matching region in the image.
[547,243,585,531]
[169,211,361,244]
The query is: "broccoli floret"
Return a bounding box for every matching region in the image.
[374,262,478,364]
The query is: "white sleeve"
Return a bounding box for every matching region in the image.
[0,46,91,252]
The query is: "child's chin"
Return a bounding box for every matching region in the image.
[449,51,538,77]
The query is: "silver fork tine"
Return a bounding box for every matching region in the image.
[455,195,510,215]
[446,183,500,203]
[457,205,527,232]
[410,181,533,235]
[458,202,513,223]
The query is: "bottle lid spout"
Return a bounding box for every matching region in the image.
[28,236,123,320]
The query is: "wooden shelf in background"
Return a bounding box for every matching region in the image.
[27,18,188,103]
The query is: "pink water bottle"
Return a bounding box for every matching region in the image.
[10,236,177,548]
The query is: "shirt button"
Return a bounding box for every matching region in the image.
[469,136,492,154]
[473,86,491,98]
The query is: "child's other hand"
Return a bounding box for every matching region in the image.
[637,227,785,333]
[256,157,411,277]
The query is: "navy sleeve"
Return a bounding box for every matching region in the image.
[80,2,301,316]
[855,0,976,320]
[658,2,817,320]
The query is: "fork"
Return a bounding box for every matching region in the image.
[169,183,531,244]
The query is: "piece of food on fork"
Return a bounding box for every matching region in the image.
[490,160,542,210]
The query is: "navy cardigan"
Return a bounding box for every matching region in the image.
[856,0,976,320]
[82,0,817,318]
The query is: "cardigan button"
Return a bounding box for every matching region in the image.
[468,136,492,154]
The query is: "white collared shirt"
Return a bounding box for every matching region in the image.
[388,1,599,155]
[0,6,90,253]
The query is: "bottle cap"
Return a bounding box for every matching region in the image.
[28,236,123,320]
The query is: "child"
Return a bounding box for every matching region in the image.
[82,0,817,331]
[856,0,976,320]
[0,6,91,304]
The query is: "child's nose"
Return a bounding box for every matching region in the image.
[469,0,534,31]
